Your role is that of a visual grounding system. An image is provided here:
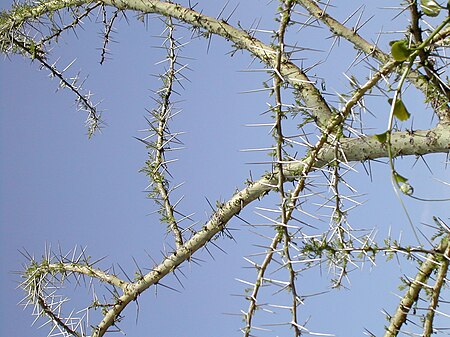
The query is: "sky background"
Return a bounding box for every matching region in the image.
[1,1,449,337]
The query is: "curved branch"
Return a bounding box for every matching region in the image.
[1,0,334,127]
[24,262,130,291]
[21,258,129,337]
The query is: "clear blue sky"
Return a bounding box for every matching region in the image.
[1,1,449,336]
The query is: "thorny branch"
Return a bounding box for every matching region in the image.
[1,2,103,136]
[265,1,302,335]
[0,0,334,128]
[100,7,120,65]
[423,241,450,336]
[1,1,449,337]
[384,236,450,337]
[297,0,450,124]
[139,17,186,250]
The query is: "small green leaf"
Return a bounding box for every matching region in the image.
[393,171,408,184]
[421,0,441,17]
[374,131,388,143]
[389,40,412,62]
[389,98,410,121]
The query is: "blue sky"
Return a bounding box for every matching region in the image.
[1,1,449,336]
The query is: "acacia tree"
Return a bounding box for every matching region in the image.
[1,0,450,336]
